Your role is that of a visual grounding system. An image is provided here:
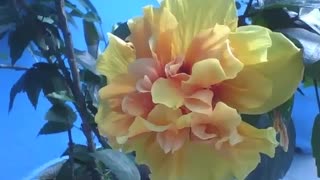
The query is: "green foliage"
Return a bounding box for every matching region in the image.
[39,121,73,135]
[278,28,320,79]
[83,20,100,58]
[8,18,37,65]
[56,160,74,180]
[112,22,130,41]
[9,63,72,111]
[312,114,320,177]
[45,103,76,124]
[62,144,94,163]
[251,8,295,30]
[39,103,76,135]
[92,149,141,180]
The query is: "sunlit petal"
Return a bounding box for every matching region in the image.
[96,33,135,81]
[161,0,237,55]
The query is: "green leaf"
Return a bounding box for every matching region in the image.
[47,91,74,103]
[45,103,76,124]
[83,20,100,58]
[251,8,295,30]
[9,71,27,112]
[92,149,141,180]
[38,121,72,135]
[56,159,73,180]
[24,69,43,109]
[278,28,320,79]
[8,63,72,112]
[9,26,33,65]
[246,115,296,180]
[262,0,320,9]
[75,50,98,74]
[112,22,130,41]
[76,0,98,14]
[62,144,94,163]
[83,12,101,23]
[69,9,84,18]
[312,114,320,177]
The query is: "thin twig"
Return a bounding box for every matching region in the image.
[313,79,320,112]
[0,64,29,71]
[55,0,96,152]
[244,0,254,17]
[67,129,75,179]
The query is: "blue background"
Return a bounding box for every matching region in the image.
[0,0,317,179]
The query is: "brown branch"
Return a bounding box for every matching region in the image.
[0,64,29,71]
[55,0,95,152]
[67,129,75,179]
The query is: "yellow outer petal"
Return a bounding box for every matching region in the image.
[96,33,135,81]
[245,32,304,113]
[229,25,272,65]
[217,67,273,113]
[121,124,277,180]
[219,28,304,114]
[98,74,136,100]
[127,17,153,59]
[144,5,178,64]
[240,31,303,114]
[161,0,237,55]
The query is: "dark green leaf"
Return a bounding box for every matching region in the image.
[8,63,72,111]
[69,9,84,18]
[236,1,241,9]
[262,0,320,8]
[278,28,320,79]
[75,50,97,74]
[39,121,72,135]
[8,26,33,65]
[8,71,27,112]
[8,67,43,111]
[62,144,87,157]
[62,144,94,163]
[45,103,76,124]
[92,149,141,180]
[31,3,57,18]
[251,8,295,30]
[246,115,296,180]
[56,160,73,180]
[80,69,98,83]
[312,114,320,177]
[47,91,74,102]
[76,0,98,14]
[83,20,100,58]
[24,69,42,109]
[112,22,130,41]
[83,12,101,23]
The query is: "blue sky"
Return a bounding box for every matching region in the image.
[0,0,317,179]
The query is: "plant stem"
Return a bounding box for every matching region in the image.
[244,0,254,17]
[313,79,320,112]
[67,129,75,180]
[0,64,29,71]
[55,0,96,152]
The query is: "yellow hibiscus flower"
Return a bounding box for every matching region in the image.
[95,0,304,179]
